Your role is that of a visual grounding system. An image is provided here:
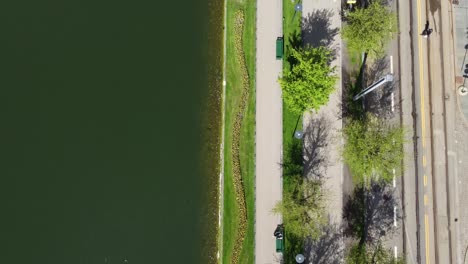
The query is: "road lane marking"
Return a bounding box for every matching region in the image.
[391,92,395,112]
[423,155,427,167]
[394,206,397,227]
[424,195,428,205]
[424,174,427,186]
[425,214,430,264]
[390,55,394,74]
[393,168,396,187]
[395,246,398,258]
[416,0,431,261]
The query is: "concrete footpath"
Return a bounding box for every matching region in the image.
[254,0,283,262]
[449,1,468,263]
[300,0,344,262]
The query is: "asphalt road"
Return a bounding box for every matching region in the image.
[398,0,420,261]
[254,0,283,262]
[405,0,458,262]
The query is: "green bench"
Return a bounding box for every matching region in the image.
[274,224,284,253]
[276,37,284,60]
[276,237,284,253]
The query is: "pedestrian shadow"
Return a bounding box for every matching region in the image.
[304,223,344,264]
[302,114,333,180]
[301,9,339,57]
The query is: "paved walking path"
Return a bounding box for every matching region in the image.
[254,0,283,262]
[300,0,343,262]
[454,1,468,121]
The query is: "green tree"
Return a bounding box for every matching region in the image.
[343,114,405,186]
[272,176,326,240]
[279,46,337,115]
[346,242,406,264]
[342,1,397,58]
[346,243,367,264]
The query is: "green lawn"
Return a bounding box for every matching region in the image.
[282,0,302,149]
[238,0,256,262]
[282,0,304,262]
[222,0,256,263]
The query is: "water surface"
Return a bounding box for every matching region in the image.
[0,0,222,263]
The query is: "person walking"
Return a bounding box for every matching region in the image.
[421,20,433,38]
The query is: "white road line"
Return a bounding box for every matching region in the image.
[392,168,396,187]
[394,246,398,258]
[390,55,394,74]
[391,92,395,112]
[394,206,397,227]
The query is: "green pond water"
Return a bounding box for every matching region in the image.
[0,0,223,263]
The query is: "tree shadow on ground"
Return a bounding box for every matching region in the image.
[301,9,339,57]
[305,223,344,264]
[343,180,401,244]
[338,58,367,121]
[302,114,333,180]
[364,57,389,84]
[340,69,360,120]
[362,57,400,119]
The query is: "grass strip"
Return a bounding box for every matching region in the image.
[282,0,304,262]
[238,0,256,262]
[222,0,256,263]
[229,11,248,264]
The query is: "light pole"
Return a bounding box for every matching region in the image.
[291,1,302,22]
[295,254,305,263]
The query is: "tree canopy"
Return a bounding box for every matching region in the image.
[279,46,337,115]
[342,114,405,186]
[342,1,397,58]
[346,242,406,264]
[272,176,326,240]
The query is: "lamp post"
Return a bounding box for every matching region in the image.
[291,1,302,22]
[295,254,305,263]
[294,130,303,139]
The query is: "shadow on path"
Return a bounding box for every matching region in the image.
[301,9,339,56]
[364,57,399,120]
[343,181,401,244]
[305,224,344,264]
[302,114,333,180]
